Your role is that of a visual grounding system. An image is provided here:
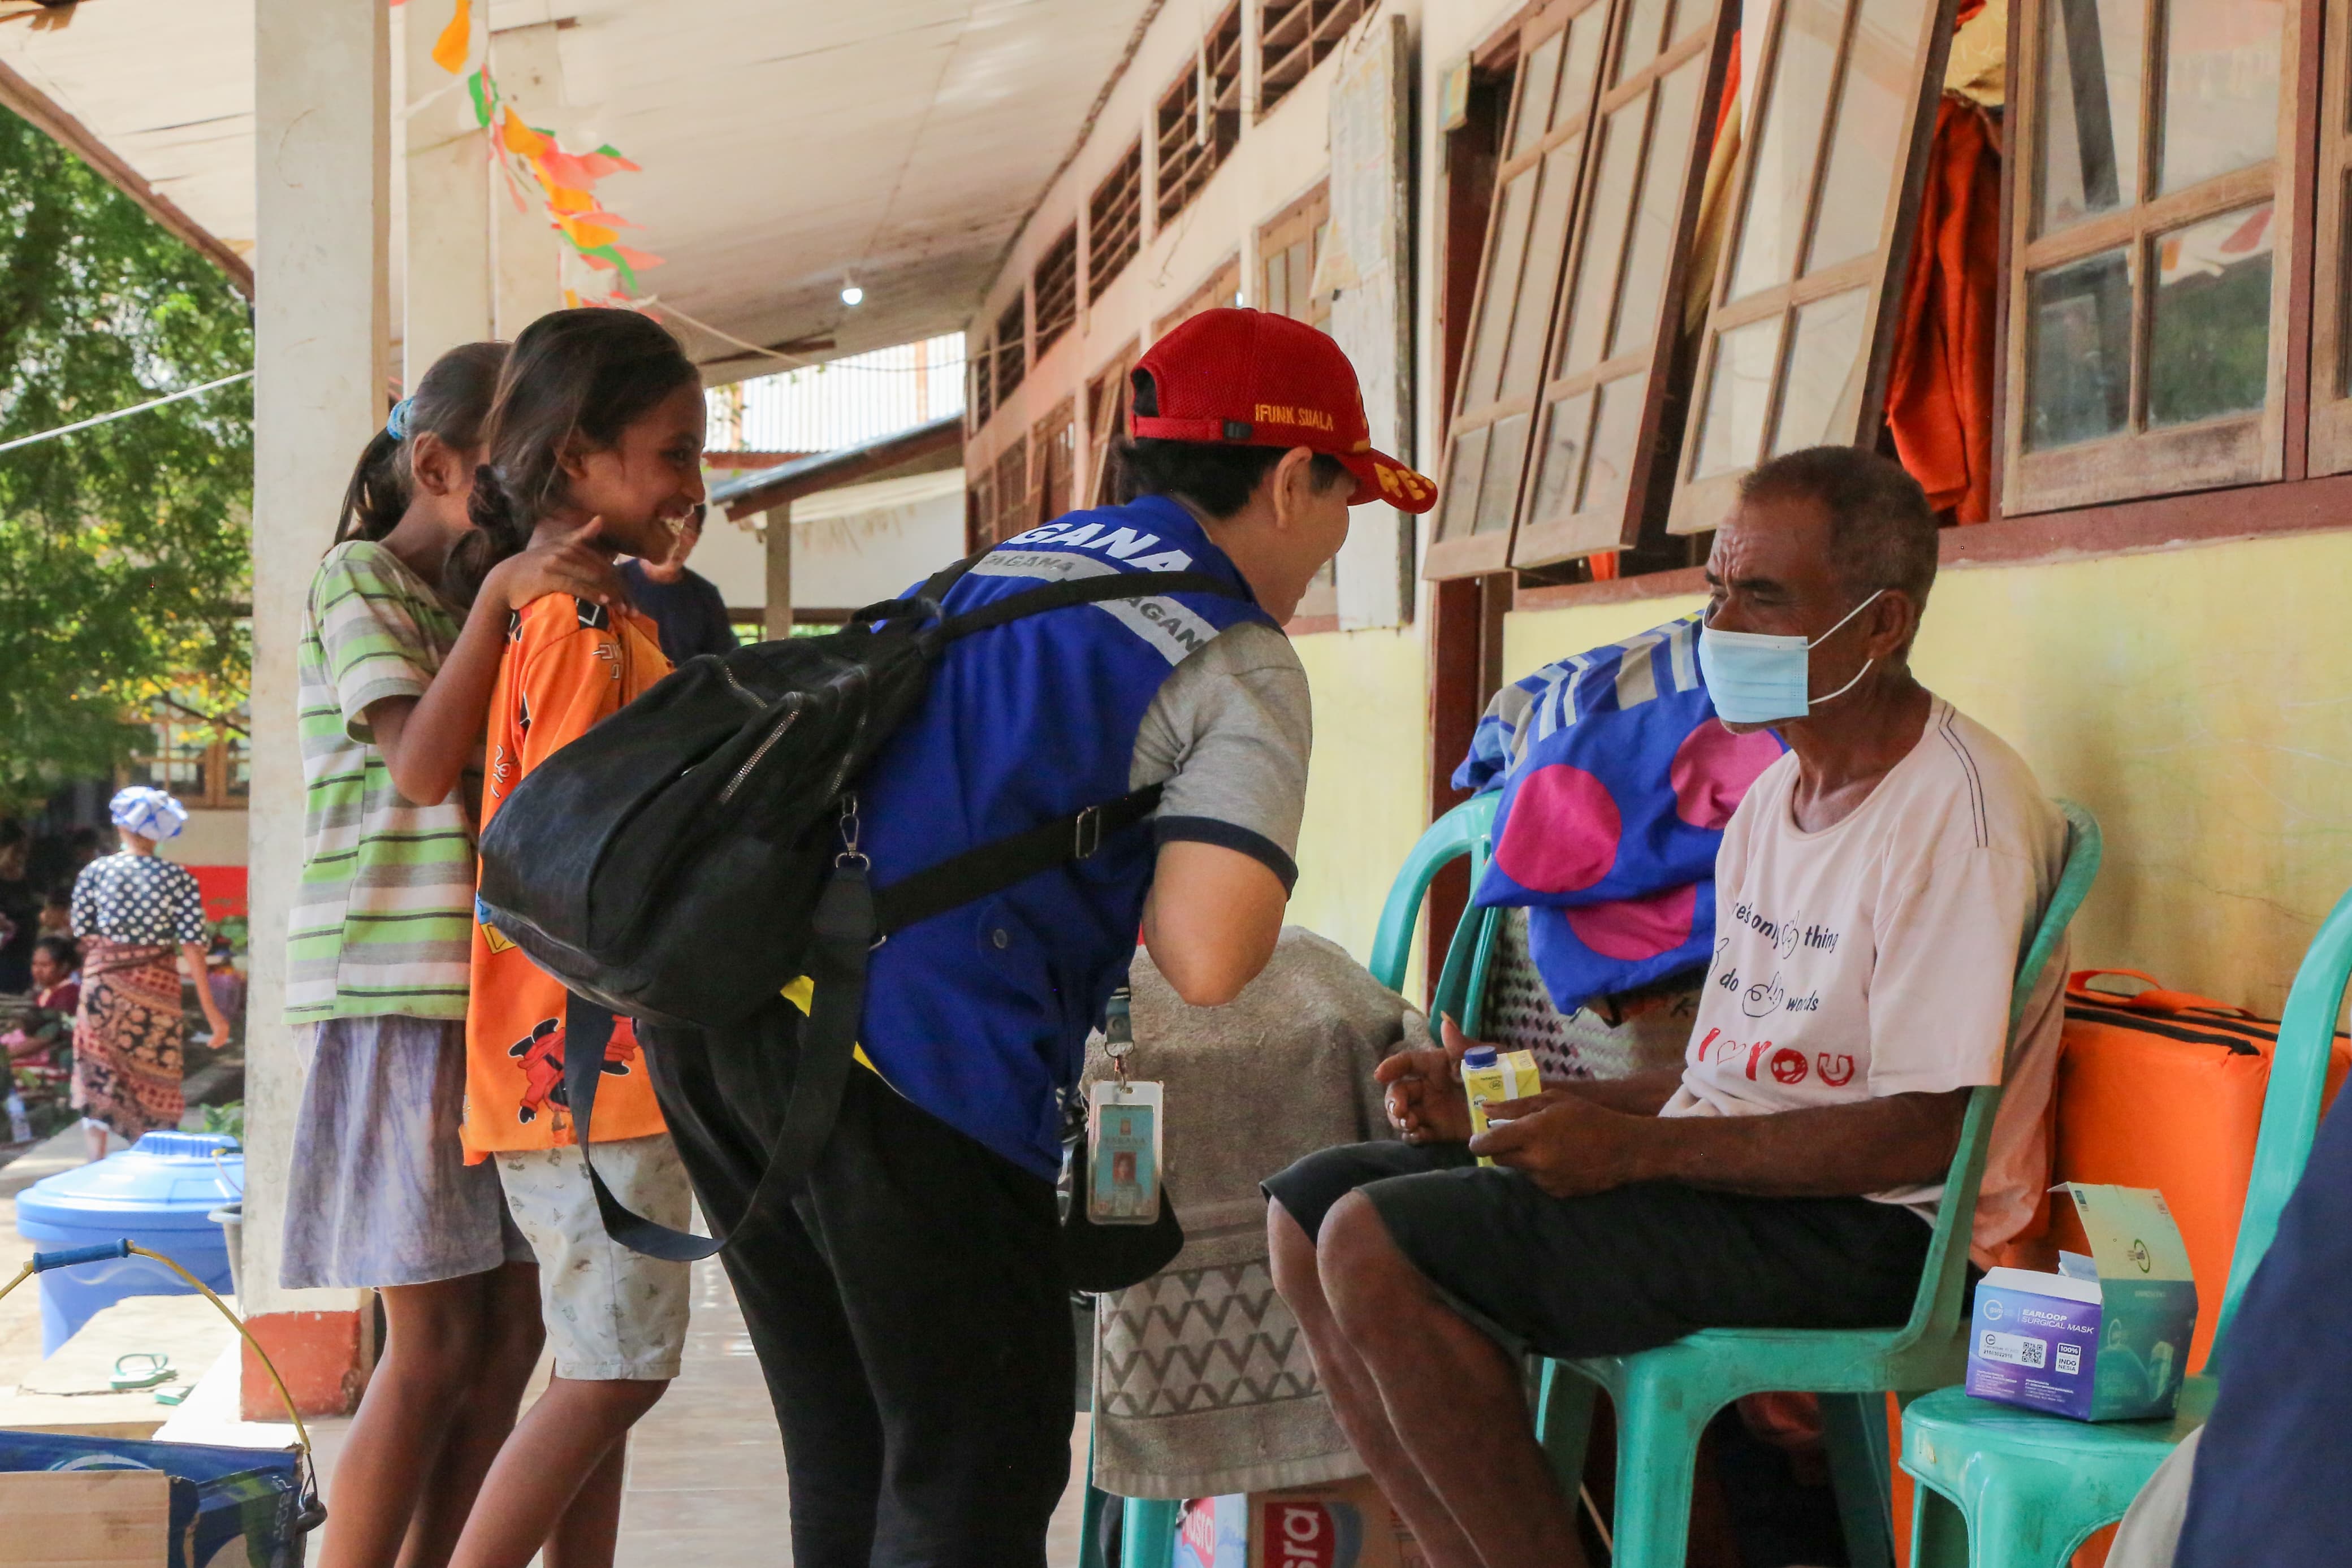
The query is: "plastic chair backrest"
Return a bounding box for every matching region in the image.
[1368,793,1500,994]
[2209,880,2352,1357]
[1883,800,2102,1348]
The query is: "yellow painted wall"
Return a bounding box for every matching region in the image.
[1503,529,2352,1016]
[1287,626,1436,981]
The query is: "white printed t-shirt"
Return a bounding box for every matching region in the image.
[1659,696,2068,1259]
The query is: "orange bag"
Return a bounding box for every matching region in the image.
[2041,969,2350,1372]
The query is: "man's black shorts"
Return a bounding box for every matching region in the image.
[1264,1140,1934,1360]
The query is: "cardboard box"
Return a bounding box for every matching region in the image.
[1966,1183,2198,1421]
[1248,1477,1423,1568]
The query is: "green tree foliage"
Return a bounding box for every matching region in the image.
[0,109,252,806]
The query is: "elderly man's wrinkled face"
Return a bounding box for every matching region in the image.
[1703,493,1892,733]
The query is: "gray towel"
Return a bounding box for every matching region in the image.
[1084,926,1421,1499]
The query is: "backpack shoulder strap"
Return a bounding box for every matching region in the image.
[933,569,1250,641]
[872,783,1163,935]
[562,859,879,1261]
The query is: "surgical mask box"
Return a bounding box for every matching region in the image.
[1965,1183,2198,1422]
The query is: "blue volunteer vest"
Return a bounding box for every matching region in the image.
[851,495,1276,1178]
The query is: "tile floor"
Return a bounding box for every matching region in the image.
[600,1258,1095,1566]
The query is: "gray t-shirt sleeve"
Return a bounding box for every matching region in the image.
[1128,620,1312,890]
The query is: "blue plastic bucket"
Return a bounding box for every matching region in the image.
[14,1131,243,1354]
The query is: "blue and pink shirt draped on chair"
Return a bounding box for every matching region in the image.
[1452,612,1786,1015]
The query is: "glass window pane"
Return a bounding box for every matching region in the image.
[1581,370,1649,515]
[1616,0,1679,81]
[1806,0,1929,274]
[1694,314,1787,477]
[1730,0,1845,299]
[1264,251,1290,319]
[1560,100,1648,377]
[2148,202,2274,427]
[2025,247,2135,450]
[1476,412,1532,533]
[1503,138,1586,399]
[1511,32,1567,157]
[1529,389,1598,521]
[1611,57,1705,360]
[1463,172,1534,406]
[1438,425,1491,542]
[1556,5,1609,132]
[2157,0,2284,194]
[1771,286,1871,453]
[2038,0,2145,233]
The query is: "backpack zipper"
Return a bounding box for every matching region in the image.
[719,703,801,804]
[718,664,766,711]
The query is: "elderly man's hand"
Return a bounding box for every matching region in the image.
[1468,1091,1647,1198]
[1374,1015,1490,1144]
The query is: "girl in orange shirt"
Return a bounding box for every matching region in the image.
[444,309,706,1568]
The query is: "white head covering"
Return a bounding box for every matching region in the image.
[110,786,189,842]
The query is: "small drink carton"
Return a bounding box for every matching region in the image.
[1966,1183,2198,1422]
[1459,1046,1541,1167]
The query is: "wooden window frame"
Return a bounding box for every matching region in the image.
[1513,0,1737,568]
[1032,397,1078,524]
[1157,6,1245,226]
[1666,0,1955,536]
[2001,0,2305,514]
[1034,224,1080,362]
[1089,141,1145,302]
[1424,0,1615,583]
[1259,0,1369,119]
[993,294,1029,407]
[1085,340,1141,507]
[991,438,1031,545]
[1156,254,1244,339]
[127,697,248,811]
[1258,181,1333,327]
[1436,48,1517,452]
[2310,0,2352,474]
[971,333,996,427]
[969,469,995,555]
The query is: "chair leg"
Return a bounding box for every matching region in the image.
[1120,1498,1178,1568]
[1909,1480,1971,1568]
[1608,1388,1711,1568]
[1821,1392,1896,1568]
[1534,1361,1598,1508]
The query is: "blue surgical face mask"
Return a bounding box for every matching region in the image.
[1698,590,1885,725]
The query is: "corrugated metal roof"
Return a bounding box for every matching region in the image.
[707,334,966,454]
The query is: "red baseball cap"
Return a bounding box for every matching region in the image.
[1130,307,1438,513]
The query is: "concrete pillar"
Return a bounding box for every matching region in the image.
[401,0,492,382]
[247,0,391,1418]
[763,504,794,640]
[487,22,568,336]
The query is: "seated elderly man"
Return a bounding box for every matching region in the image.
[1266,446,2068,1568]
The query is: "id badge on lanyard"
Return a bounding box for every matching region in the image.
[1088,987,1164,1224]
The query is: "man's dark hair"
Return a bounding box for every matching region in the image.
[1114,367,1350,518]
[1738,446,1939,609]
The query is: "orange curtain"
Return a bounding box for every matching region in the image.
[1885,96,2003,523]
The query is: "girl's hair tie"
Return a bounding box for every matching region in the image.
[386,398,413,441]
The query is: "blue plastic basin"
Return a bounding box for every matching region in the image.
[14,1130,243,1355]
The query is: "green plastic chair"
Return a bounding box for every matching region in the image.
[1899,876,2352,1567]
[1367,792,1500,995]
[1527,800,2103,1568]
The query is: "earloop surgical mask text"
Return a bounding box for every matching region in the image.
[1697,590,1885,725]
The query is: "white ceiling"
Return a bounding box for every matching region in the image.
[0,0,1156,367]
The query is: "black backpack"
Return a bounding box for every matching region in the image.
[475,550,1241,1262]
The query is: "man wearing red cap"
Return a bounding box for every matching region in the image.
[647,309,1435,1567]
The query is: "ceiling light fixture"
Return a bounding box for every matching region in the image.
[840,280,864,307]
